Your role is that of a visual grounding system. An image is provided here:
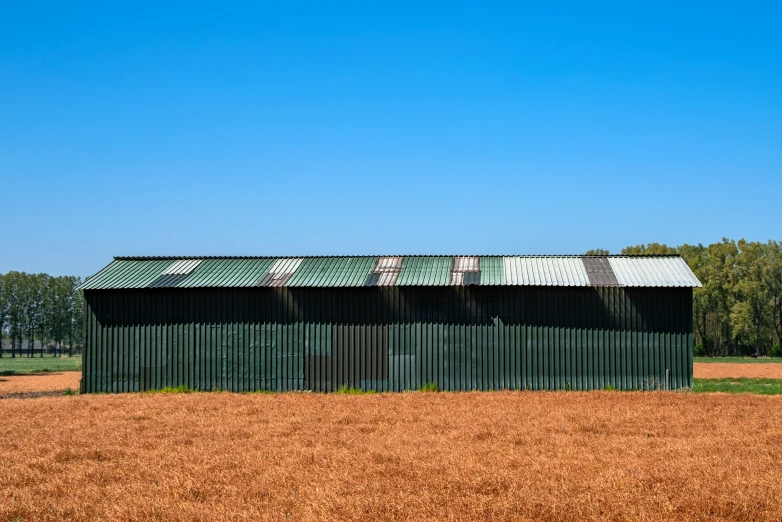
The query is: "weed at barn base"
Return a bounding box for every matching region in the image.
[333,384,375,395]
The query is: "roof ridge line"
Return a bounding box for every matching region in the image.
[113,254,684,260]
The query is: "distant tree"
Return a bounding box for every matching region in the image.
[678,244,711,353]
[621,243,678,255]
[6,272,25,358]
[767,241,782,346]
[37,274,54,357]
[24,274,46,357]
[731,240,772,356]
[0,274,7,358]
[68,280,84,356]
[701,239,739,355]
[48,276,69,356]
[584,249,610,256]
[677,243,707,264]
[0,272,87,357]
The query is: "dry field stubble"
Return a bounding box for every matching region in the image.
[0,371,81,397]
[1,392,781,521]
[694,363,782,379]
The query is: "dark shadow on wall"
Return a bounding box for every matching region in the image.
[86,286,692,335]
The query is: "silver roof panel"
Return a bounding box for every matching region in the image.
[608,257,701,287]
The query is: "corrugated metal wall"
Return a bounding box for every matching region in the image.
[81,287,693,393]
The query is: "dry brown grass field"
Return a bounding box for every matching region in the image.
[693,363,782,379]
[1,391,781,521]
[0,371,81,397]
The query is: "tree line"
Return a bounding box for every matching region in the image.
[0,272,84,357]
[587,239,782,357]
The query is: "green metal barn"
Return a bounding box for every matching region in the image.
[79,255,701,393]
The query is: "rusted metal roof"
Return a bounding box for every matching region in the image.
[80,255,701,289]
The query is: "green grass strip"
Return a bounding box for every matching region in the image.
[693,378,782,395]
[694,357,782,364]
[0,355,83,374]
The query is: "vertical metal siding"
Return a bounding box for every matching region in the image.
[82,287,694,393]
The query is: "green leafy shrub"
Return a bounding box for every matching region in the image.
[769,344,782,358]
[419,382,439,392]
[693,343,706,357]
[603,384,617,391]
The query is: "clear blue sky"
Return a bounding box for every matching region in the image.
[1,2,780,277]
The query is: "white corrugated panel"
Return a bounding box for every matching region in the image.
[608,257,701,287]
[537,258,550,285]
[534,258,549,285]
[453,256,479,272]
[373,256,402,285]
[662,257,703,287]
[502,257,590,286]
[377,271,400,286]
[672,257,703,287]
[561,257,590,286]
[163,259,202,275]
[375,256,404,271]
[563,256,587,284]
[503,256,517,285]
[269,258,303,275]
[450,256,479,286]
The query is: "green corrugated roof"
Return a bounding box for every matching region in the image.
[396,257,451,286]
[79,255,701,290]
[287,257,376,287]
[84,259,174,289]
[179,258,275,287]
[479,256,506,285]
